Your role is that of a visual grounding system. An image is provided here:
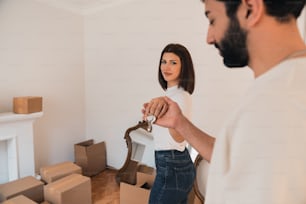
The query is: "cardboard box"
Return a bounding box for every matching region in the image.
[44,174,92,204]
[120,168,200,204]
[116,161,155,185]
[13,96,42,114]
[2,195,38,204]
[74,139,106,176]
[120,171,155,204]
[0,176,44,203]
[40,161,82,184]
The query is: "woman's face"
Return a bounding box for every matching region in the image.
[160,52,181,87]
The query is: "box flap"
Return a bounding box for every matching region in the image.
[74,139,94,147]
[136,172,155,187]
[120,182,150,204]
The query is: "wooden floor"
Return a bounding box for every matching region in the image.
[91,168,120,204]
[91,167,204,204]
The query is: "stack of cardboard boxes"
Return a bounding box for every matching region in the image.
[0,162,91,204]
[0,139,106,204]
[40,161,92,204]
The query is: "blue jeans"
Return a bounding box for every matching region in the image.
[149,148,196,204]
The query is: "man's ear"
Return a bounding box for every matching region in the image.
[243,0,264,26]
[245,9,252,19]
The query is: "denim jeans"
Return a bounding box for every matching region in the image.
[149,148,196,204]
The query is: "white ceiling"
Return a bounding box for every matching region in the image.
[35,0,136,15]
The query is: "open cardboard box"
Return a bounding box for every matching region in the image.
[120,171,155,204]
[74,139,106,176]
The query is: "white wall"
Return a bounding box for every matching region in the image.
[84,0,253,169]
[84,1,306,169]
[0,0,305,172]
[0,0,85,172]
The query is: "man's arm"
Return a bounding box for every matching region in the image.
[174,110,215,162]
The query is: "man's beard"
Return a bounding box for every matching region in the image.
[216,17,249,68]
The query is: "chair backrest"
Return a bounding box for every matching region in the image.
[188,154,210,204]
[115,120,149,184]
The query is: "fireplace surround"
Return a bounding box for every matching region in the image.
[0,112,42,184]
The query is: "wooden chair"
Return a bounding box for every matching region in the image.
[116,121,208,204]
[188,153,209,204]
[191,154,205,203]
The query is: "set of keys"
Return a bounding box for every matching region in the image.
[146,115,156,132]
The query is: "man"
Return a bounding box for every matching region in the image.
[143,0,306,203]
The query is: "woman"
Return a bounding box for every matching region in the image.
[148,43,196,204]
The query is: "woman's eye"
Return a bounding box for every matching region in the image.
[171,61,177,65]
[161,60,166,64]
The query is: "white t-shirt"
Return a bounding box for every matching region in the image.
[152,85,192,151]
[206,58,306,204]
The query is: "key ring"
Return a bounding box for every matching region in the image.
[146,115,156,132]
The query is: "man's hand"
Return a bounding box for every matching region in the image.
[142,96,183,129]
[142,96,168,119]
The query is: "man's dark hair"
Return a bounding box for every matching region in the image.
[158,43,195,94]
[202,0,306,22]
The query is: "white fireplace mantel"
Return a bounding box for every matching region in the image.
[0,112,43,183]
